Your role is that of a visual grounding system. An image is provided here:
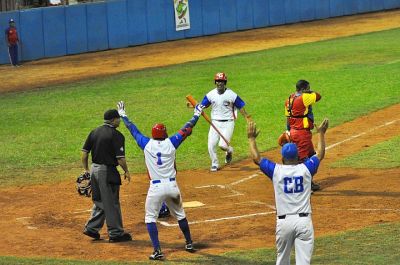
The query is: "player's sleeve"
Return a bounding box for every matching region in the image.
[233,95,245,109]
[82,131,93,152]
[259,158,276,180]
[121,116,150,150]
[200,95,211,108]
[303,155,320,176]
[113,131,126,159]
[170,115,200,149]
[284,98,290,117]
[302,93,317,107]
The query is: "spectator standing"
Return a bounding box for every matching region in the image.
[5,18,20,67]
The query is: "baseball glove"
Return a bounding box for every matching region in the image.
[278,131,291,146]
[76,172,92,197]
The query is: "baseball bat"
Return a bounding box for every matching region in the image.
[186,94,231,147]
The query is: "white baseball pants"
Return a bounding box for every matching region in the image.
[275,214,314,265]
[145,178,186,223]
[208,120,235,168]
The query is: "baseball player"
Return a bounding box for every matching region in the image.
[247,118,329,265]
[199,72,252,171]
[117,101,203,260]
[284,80,322,192]
[4,19,20,67]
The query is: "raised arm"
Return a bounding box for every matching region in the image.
[247,121,261,165]
[315,118,329,161]
[117,101,150,150]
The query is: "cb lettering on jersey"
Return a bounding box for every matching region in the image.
[283,176,304,193]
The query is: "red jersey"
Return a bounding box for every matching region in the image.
[5,26,19,45]
[285,92,321,130]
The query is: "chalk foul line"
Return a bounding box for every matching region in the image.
[157,211,276,227]
[326,119,400,150]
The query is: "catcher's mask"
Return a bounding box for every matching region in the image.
[152,123,168,139]
[76,172,92,197]
[214,72,227,84]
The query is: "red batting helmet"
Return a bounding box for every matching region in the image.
[214,72,227,84]
[152,123,168,139]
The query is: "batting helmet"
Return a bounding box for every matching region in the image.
[152,123,168,139]
[281,143,298,160]
[214,72,227,84]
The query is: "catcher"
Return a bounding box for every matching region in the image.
[281,80,322,192]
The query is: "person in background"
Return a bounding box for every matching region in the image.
[5,18,20,67]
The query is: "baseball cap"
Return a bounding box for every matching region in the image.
[104,109,120,120]
[9,18,15,23]
[281,143,298,160]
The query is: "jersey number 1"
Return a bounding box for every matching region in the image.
[283,176,304,193]
[156,152,163,165]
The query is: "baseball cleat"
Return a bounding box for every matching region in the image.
[109,232,132,243]
[225,152,233,164]
[149,249,164,260]
[311,181,320,192]
[83,229,100,240]
[210,166,218,172]
[185,242,196,253]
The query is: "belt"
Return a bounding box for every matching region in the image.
[151,178,176,184]
[278,213,309,219]
[213,119,233,122]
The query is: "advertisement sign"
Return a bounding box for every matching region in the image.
[174,0,190,31]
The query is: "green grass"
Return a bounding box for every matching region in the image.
[1,222,399,264]
[1,28,400,186]
[331,136,400,168]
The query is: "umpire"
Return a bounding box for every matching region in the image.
[81,109,132,242]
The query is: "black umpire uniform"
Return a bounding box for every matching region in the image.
[81,109,132,242]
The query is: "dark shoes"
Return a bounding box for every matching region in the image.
[109,232,132,243]
[311,181,321,192]
[149,249,164,260]
[210,166,219,172]
[225,151,232,164]
[158,209,171,218]
[185,242,196,253]
[83,229,100,240]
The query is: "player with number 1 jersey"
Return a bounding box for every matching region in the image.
[117,101,202,260]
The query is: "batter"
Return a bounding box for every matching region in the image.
[200,72,252,171]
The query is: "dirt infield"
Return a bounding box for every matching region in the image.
[0,10,399,263]
[0,104,399,262]
[0,10,400,93]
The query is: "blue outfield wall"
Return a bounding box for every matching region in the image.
[65,5,88,55]
[107,0,129,49]
[43,7,67,58]
[1,0,400,65]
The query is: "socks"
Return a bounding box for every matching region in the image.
[146,222,160,250]
[178,218,192,243]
